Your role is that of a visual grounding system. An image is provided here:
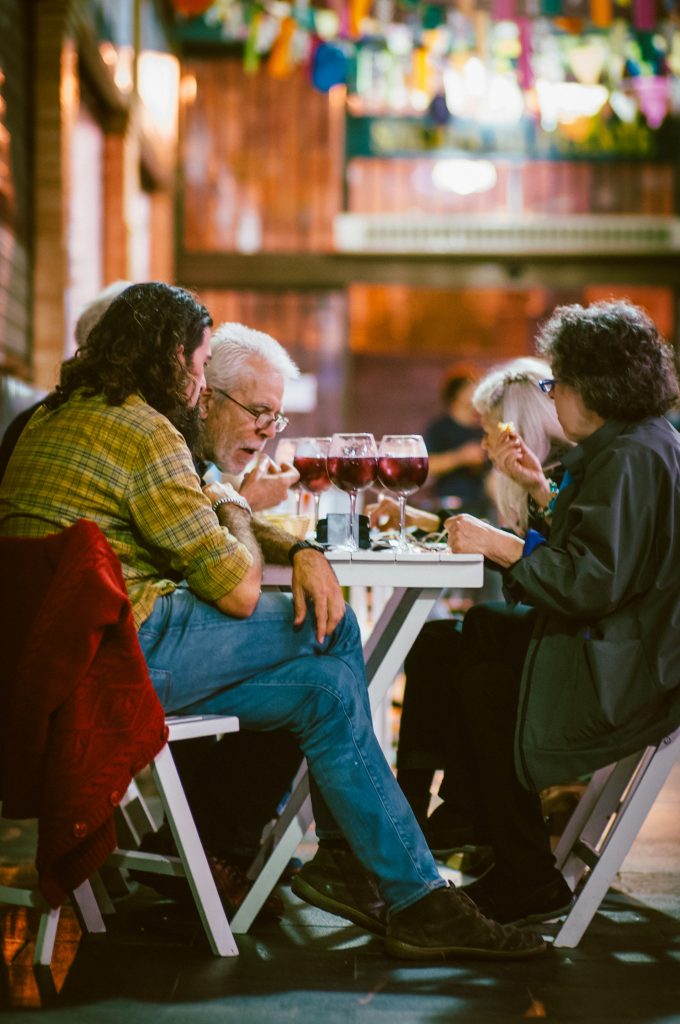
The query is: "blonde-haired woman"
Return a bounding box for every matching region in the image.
[396,358,571,844]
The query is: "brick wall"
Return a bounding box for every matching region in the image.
[0,0,32,377]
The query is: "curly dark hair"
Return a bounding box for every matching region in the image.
[536,300,680,420]
[46,282,212,430]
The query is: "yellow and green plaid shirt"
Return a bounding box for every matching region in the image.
[0,393,253,627]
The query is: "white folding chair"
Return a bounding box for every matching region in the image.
[552,724,680,948]
[0,713,242,963]
[0,856,107,966]
[106,713,241,957]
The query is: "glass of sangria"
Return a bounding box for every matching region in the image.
[327,433,378,550]
[293,436,332,532]
[274,437,302,513]
[377,434,429,551]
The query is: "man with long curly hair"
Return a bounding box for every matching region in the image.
[0,281,544,961]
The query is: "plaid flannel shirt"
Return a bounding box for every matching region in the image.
[0,392,253,627]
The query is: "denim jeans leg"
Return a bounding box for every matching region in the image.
[137,587,444,912]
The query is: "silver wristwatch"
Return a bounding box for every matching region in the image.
[212,493,252,516]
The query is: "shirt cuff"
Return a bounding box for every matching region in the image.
[523,529,547,557]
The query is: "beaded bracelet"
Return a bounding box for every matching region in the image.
[527,479,559,522]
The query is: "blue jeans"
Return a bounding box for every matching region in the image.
[138,586,445,912]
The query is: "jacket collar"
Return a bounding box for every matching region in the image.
[561,419,628,480]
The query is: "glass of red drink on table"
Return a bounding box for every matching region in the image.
[377,434,429,551]
[274,437,303,513]
[327,433,378,550]
[293,437,332,531]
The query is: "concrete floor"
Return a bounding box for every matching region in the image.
[1,763,679,1022]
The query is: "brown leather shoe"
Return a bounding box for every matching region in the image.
[131,830,283,922]
[385,884,547,960]
[291,846,388,935]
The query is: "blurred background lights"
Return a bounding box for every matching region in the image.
[431,158,498,195]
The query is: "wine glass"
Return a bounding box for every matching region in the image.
[275,437,302,513]
[293,437,332,532]
[328,433,378,550]
[377,434,429,551]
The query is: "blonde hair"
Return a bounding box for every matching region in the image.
[473,357,571,533]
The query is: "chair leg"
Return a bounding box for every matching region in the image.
[33,907,61,966]
[554,731,680,948]
[230,773,312,934]
[151,744,238,957]
[71,879,107,935]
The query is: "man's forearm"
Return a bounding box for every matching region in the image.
[252,517,300,564]
[215,504,263,569]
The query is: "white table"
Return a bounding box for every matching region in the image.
[229,547,484,933]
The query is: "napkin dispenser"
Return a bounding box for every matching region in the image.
[315,513,371,549]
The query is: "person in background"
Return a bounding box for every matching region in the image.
[0,281,544,961]
[443,300,680,926]
[394,358,572,849]
[423,365,489,519]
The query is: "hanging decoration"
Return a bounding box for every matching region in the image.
[172,0,680,141]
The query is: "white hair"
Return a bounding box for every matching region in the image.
[207,322,300,392]
[75,280,133,348]
[473,357,571,533]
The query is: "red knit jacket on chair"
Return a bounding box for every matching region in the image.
[0,519,168,907]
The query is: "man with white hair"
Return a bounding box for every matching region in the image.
[198,322,299,511]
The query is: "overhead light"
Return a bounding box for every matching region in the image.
[431,159,497,195]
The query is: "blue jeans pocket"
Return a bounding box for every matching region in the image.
[147,667,173,708]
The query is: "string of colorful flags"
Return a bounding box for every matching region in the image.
[171,0,680,130]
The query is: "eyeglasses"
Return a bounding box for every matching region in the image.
[213,388,289,434]
[538,378,556,395]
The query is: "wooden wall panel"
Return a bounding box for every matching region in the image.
[346,158,674,216]
[0,0,31,378]
[199,288,347,436]
[182,58,342,253]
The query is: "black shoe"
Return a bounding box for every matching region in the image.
[385,883,547,961]
[463,871,574,926]
[423,804,486,857]
[291,847,388,936]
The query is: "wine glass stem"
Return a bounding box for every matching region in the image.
[398,495,407,547]
[348,491,358,550]
[312,493,321,534]
[294,489,302,514]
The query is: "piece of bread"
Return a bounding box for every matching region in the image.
[497,420,517,436]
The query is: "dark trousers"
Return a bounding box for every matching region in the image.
[172,729,302,865]
[399,602,558,886]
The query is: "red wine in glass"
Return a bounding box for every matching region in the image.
[293,437,332,531]
[328,433,378,550]
[327,456,378,493]
[377,435,429,550]
[377,456,429,496]
[294,456,331,495]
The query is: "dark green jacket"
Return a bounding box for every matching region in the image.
[504,416,680,792]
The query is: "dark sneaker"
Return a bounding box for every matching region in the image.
[423,804,488,858]
[130,829,283,922]
[291,847,388,936]
[463,872,574,926]
[385,884,547,960]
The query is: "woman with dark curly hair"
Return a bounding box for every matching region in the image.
[439,300,680,927]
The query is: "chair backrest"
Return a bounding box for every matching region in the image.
[0,521,167,907]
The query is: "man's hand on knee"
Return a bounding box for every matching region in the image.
[291,550,345,643]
